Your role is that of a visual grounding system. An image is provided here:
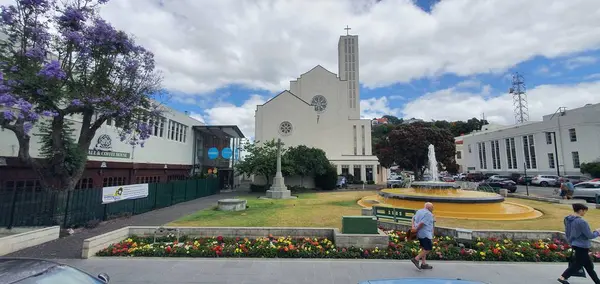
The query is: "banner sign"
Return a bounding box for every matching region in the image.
[102,183,149,204]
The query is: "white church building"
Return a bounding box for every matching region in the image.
[254,32,386,185]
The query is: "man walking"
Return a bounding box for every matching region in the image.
[558,203,600,284]
[410,202,435,270]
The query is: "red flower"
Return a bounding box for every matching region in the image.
[216,236,224,243]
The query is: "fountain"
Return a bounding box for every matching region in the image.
[358,144,542,220]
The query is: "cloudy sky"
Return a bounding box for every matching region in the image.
[78,0,600,137]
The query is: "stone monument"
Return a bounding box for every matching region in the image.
[264,138,296,199]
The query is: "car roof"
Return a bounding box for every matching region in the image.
[358,278,487,284]
[0,258,61,284]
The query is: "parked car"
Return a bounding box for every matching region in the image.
[478,179,517,193]
[571,181,600,203]
[442,176,455,182]
[488,175,512,182]
[386,176,405,188]
[466,172,485,182]
[517,175,534,185]
[559,175,591,185]
[359,278,488,284]
[0,258,110,284]
[531,175,560,187]
[483,173,496,179]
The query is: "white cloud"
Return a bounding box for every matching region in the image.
[191,95,267,139]
[93,0,600,95]
[564,56,598,69]
[360,97,400,119]
[401,80,600,125]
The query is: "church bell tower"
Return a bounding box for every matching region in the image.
[338,26,360,119]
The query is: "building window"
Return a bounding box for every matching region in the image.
[353,125,357,155]
[149,117,165,137]
[468,144,472,153]
[477,142,487,170]
[523,135,537,169]
[490,140,501,170]
[353,165,361,181]
[505,138,517,169]
[102,177,127,187]
[569,128,577,142]
[75,178,94,190]
[136,176,161,184]
[545,132,553,145]
[167,175,186,182]
[456,151,462,159]
[548,153,555,169]
[361,125,366,155]
[341,165,349,175]
[168,120,188,142]
[365,165,374,182]
[572,151,580,168]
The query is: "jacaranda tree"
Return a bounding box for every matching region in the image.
[0,0,162,190]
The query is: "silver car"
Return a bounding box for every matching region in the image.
[571,181,600,202]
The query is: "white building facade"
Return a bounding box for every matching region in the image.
[0,105,244,190]
[254,33,384,184]
[459,103,600,176]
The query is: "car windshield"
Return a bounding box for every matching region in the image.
[16,265,103,284]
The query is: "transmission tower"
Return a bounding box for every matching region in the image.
[509,72,529,124]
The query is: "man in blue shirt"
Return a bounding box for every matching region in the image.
[410,202,435,270]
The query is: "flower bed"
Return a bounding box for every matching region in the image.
[96,230,600,262]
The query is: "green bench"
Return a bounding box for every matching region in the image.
[341,216,378,234]
[371,206,416,223]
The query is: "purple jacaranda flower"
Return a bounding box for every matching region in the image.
[23,122,33,133]
[38,60,66,80]
[2,110,15,120]
[70,99,84,106]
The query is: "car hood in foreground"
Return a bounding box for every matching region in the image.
[358,278,487,284]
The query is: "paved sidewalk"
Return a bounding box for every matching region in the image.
[6,192,235,259]
[61,258,578,284]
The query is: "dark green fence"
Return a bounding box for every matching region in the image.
[0,178,219,228]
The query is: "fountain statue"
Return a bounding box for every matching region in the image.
[427,144,438,181]
[357,144,542,221]
[411,144,459,190]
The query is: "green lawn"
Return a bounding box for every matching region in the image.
[170,191,600,231]
[169,191,370,228]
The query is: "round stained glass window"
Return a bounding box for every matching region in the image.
[279,121,293,136]
[311,95,327,113]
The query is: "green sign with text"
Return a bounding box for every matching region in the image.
[88,149,130,159]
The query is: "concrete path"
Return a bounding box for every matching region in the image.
[6,192,235,259]
[62,258,581,284]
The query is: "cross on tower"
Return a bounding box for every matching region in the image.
[344,25,351,35]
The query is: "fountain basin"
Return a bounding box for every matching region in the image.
[359,188,542,220]
[410,181,460,190]
[379,188,504,203]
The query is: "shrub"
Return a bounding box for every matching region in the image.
[315,163,338,190]
[249,184,269,193]
[367,180,375,185]
[581,161,600,178]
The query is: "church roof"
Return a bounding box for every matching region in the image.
[258,90,311,107]
[297,65,341,80]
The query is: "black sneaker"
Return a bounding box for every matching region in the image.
[421,264,433,269]
[557,279,569,284]
[410,258,421,269]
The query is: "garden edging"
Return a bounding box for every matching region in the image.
[0,226,60,256]
[82,226,389,259]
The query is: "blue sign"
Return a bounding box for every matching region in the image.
[207,147,219,160]
[221,147,232,159]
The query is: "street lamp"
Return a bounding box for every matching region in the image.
[545,131,561,177]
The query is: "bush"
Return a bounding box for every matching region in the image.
[367,180,375,185]
[314,163,338,190]
[581,161,600,178]
[249,184,269,193]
